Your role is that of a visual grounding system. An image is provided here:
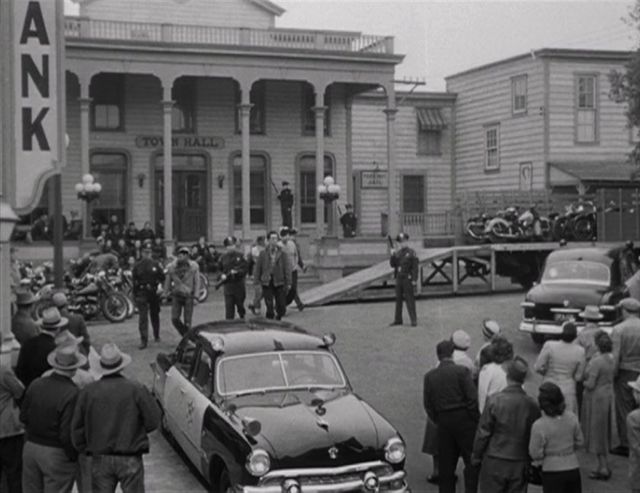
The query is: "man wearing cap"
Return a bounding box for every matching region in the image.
[254,231,292,320]
[72,343,160,492]
[472,357,541,493]
[20,345,85,492]
[15,307,68,389]
[11,290,39,346]
[132,244,165,349]
[277,181,294,228]
[389,233,419,327]
[218,236,248,320]
[52,292,91,356]
[340,203,357,238]
[627,375,640,493]
[612,297,640,455]
[164,247,200,336]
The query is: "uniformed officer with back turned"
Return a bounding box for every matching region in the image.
[132,243,165,349]
[389,232,419,327]
[218,236,248,319]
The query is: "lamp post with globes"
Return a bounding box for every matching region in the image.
[75,174,102,203]
[0,202,19,368]
[317,176,341,237]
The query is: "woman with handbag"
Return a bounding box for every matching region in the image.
[529,382,584,493]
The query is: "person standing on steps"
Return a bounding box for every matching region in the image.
[132,244,165,349]
[389,233,418,327]
[277,181,294,228]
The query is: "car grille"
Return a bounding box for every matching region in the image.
[259,464,394,489]
[524,303,564,322]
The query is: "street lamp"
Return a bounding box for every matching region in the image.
[75,173,102,203]
[317,176,341,237]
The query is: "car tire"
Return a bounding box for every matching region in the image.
[531,333,545,345]
[211,465,233,493]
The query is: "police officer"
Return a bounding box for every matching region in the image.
[219,236,248,320]
[340,203,358,238]
[132,243,165,349]
[389,232,419,327]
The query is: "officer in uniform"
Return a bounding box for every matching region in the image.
[389,232,419,327]
[132,243,165,349]
[218,236,248,320]
[277,181,294,228]
[340,203,358,238]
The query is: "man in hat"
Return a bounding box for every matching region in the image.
[20,345,85,492]
[254,231,292,320]
[11,290,39,346]
[72,343,160,492]
[475,320,501,376]
[15,307,68,389]
[52,292,91,356]
[218,236,248,320]
[627,375,640,493]
[164,247,200,336]
[340,203,357,238]
[277,181,294,228]
[612,297,640,455]
[472,357,541,493]
[389,233,419,327]
[451,330,474,372]
[132,244,165,349]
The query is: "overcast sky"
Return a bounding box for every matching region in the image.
[65,0,639,90]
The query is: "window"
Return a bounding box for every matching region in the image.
[484,125,500,171]
[511,75,527,115]
[402,175,425,214]
[90,74,124,130]
[176,339,198,377]
[192,350,213,395]
[172,78,196,133]
[299,155,334,224]
[416,107,446,156]
[418,129,441,155]
[235,81,266,134]
[233,155,267,226]
[90,152,127,226]
[576,75,597,143]
[302,84,331,136]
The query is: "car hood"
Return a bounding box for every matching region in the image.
[526,282,608,306]
[229,389,397,468]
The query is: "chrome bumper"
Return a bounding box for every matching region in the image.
[519,320,613,335]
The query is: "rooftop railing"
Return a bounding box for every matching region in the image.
[64,16,394,55]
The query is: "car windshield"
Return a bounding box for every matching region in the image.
[216,351,347,396]
[541,260,610,285]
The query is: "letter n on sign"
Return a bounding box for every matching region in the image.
[12,0,65,212]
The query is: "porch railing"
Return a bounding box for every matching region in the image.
[64,17,394,54]
[400,212,455,237]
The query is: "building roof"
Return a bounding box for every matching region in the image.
[72,0,285,16]
[549,161,640,184]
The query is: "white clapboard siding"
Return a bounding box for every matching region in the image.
[79,0,276,29]
[447,56,545,194]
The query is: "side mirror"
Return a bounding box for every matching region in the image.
[156,352,173,372]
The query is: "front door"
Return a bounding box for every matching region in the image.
[156,170,207,242]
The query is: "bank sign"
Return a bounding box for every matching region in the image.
[13,0,64,212]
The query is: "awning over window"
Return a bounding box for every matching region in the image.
[549,161,640,185]
[416,108,446,131]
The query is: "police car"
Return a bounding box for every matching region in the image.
[151,318,409,493]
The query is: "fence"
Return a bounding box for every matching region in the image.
[400,212,455,237]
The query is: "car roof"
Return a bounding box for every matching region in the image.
[546,247,618,265]
[192,319,329,356]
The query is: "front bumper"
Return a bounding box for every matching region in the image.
[236,461,409,493]
[519,320,613,335]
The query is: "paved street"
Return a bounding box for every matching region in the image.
[87,291,633,492]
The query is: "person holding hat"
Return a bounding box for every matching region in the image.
[472,357,540,493]
[72,343,160,492]
[52,292,91,356]
[277,181,294,228]
[218,236,248,320]
[11,290,39,346]
[164,246,200,336]
[340,203,357,238]
[132,244,166,349]
[627,375,640,492]
[612,297,640,455]
[15,307,69,389]
[389,233,419,327]
[20,345,85,492]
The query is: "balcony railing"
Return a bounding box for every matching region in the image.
[64,17,394,54]
[401,212,456,237]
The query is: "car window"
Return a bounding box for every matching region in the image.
[542,260,609,285]
[192,351,213,395]
[176,339,197,377]
[218,353,286,395]
[281,353,344,387]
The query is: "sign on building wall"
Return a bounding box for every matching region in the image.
[519,162,533,191]
[361,170,388,189]
[13,0,64,212]
[135,135,226,149]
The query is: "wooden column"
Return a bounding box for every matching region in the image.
[162,92,174,243]
[314,89,327,239]
[79,85,91,237]
[384,88,398,237]
[345,94,354,206]
[239,88,252,241]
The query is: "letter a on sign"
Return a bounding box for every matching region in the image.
[12,0,64,212]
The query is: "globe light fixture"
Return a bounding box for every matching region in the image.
[75,174,102,203]
[317,175,341,237]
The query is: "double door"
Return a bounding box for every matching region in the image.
[156,170,207,241]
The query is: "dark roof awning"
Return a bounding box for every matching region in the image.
[549,161,640,185]
[416,108,446,130]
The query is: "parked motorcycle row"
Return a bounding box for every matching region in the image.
[465,201,599,243]
[15,258,210,323]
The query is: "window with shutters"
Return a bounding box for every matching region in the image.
[576,74,597,143]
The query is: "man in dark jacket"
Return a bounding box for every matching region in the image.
[424,340,479,493]
[21,344,85,492]
[389,232,419,327]
[52,292,91,356]
[218,236,248,320]
[132,245,165,349]
[11,290,39,346]
[471,357,541,493]
[277,181,294,228]
[72,343,160,492]
[254,231,292,320]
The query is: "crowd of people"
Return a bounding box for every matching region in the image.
[422,305,640,493]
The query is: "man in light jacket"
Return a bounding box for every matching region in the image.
[254,231,291,320]
[164,247,200,336]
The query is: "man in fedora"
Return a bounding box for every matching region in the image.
[52,292,91,356]
[11,290,39,346]
[612,297,640,455]
[72,343,160,492]
[16,307,68,389]
[627,375,640,493]
[20,345,85,493]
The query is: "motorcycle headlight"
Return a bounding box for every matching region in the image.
[246,449,270,477]
[384,437,406,464]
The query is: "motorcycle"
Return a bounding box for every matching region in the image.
[485,207,522,242]
[107,268,136,319]
[570,200,597,241]
[464,213,491,243]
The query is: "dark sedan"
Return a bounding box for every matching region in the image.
[151,318,409,493]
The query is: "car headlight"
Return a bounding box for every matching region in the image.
[246,449,271,477]
[384,437,405,464]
